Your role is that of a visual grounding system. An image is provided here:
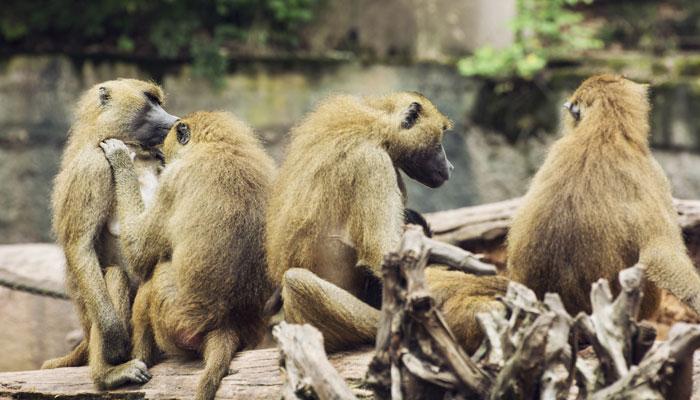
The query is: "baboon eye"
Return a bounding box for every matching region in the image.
[401,102,423,129]
[176,123,190,145]
[563,101,581,121]
[98,87,111,106]
[144,92,162,105]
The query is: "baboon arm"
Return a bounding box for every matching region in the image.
[107,149,169,279]
[348,152,403,271]
[65,239,123,335]
[640,236,700,313]
[57,153,122,335]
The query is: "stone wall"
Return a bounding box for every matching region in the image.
[3,55,700,243]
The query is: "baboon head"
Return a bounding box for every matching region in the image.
[162,111,255,161]
[77,78,179,147]
[373,92,454,188]
[563,74,650,142]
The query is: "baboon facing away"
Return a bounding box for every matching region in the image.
[100,111,275,400]
[266,92,509,351]
[508,74,700,318]
[45,79,178,389]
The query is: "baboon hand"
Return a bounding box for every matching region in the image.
[100,139,133,168]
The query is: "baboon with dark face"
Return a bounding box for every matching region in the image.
[266,92,509,352]
[44,79,178,389]
[101,111,275,400]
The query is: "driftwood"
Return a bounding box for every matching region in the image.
[273,322,362,400]
[358,227,700,399]
[425,197,700,249]
[0,348,374,399]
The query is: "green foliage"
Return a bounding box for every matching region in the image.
[0,0,323,85]
[596,0,700,53]
[458,0,602,80]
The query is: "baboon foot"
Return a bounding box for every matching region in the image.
[41,357,67,369]
[101,359,152,389]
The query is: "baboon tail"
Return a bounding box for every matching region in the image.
[195,328,239,400]
[41,337,89,369]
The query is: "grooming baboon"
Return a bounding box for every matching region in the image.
[507,74,700,318]
[44,79,178,389]
[100,111,275,400]
[266,92,508,351]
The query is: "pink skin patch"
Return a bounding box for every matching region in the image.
[174,330,204,351]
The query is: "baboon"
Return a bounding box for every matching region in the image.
[507,74,700,318]
[44,79,178,389]
[100,111,275,400]
[266,92,508,351]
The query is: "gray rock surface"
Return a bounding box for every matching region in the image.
[0,244,79,372]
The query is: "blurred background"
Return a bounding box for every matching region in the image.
[2,0,700,371]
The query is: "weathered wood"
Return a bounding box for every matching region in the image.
[366,226,700,400]
[368,226,492,400]
[423,236,497,275]
[0,348,374,399]
[425,197,700,247]
[273,322,358,400]
[592,323,700,400]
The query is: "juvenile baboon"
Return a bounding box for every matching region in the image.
[266,92,508,351]
[44,79,178,389]
[100,111,275,400]
[507,74,700,318]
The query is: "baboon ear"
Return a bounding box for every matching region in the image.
[401,102,422,129]
[98,87,111,106]
[176,122,190,145]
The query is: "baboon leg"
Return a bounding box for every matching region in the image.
[195,328,239,400]
[88,266,151,389]
[640,237,700,314]
[104,266,132,330]
[41,338,89,369]
[282,268,380,352]
[42,281,92,369]
[66,243,130,366]
[88,322,151,389]
[131,281,158,366]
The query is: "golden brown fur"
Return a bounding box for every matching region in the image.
[507,74,700,318]
[266,92,507,352]
[45,79,177,389]
[101,111,275,400]
[426,268,509,353]
[267,93,450,295]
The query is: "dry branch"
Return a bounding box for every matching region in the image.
[365,227,700,400]
[273,322,358,400]
[425,197,700,248]
[368,226,494,400]
[423,236,497,275]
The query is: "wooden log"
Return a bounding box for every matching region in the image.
[273,322,358,400]
[424,198,700,248]
[368,226,493,400]
[0,348,374,399]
